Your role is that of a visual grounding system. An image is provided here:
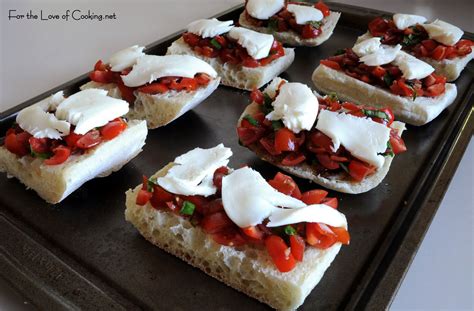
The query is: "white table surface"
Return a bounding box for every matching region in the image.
[0,0,472,310]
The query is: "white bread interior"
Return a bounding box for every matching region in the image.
[356,32,474,81]
[312,65,457,126]
[238,102,406,194]
[238,11,341,47]
[0,120,147,204]
[166,37,295,90]
[125,163,342,310]
[81,78,220,129]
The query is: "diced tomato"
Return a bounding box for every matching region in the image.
[76,129,102,149]
[425,83,445,97]
[301,24,321,39]
[316,154,340,170]
[421,39,437,51]
[201,211,234,234]
[268,172,302,199]
[342,101,360,112]
[242,57,260,68]
[348,159,376,181]
[321,197,338,209]
[320,59,341,70]
[389,132,407,154]
[116,80,136,104]
[306,223,337,249]
[43,145,71,165]
[371,66,386,79]
[100,119,127,140]
[136,189,152,206]
[259,136,281,156]
[368,17,391,37]
[212,166,229,192]
[431,45,446,60]
[4,131,31,157]
[195,73,211,85]
[150,185,174,208]
[281,153,306,166]
[242,226,265,240]
[390,79,413,97]
[198,199,224,216]
[274,128,297,153]
[94,59,107,71]
[29,137,49,154]
[330,226,350,245]
[138,82,169,94]
[250,89,265,105]
[314,1,330,17]
[289,235,305,262]
[310,131,333,152]
[201,46,217,58]
[182,32,201,46]
[301,189,328,205]
[445,46,458,59]
[265,235,296,272]
[237,127,265,146]
[89,70,117,84]
[178,77,198,91]
[211,228,246,247]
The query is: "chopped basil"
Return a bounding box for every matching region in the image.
[29,145,51,159]
[383,73,394,87]
[147,177,158,192]
[284,225,297,236]
[327,92,339,102]
[361,109,389,120]
[268,18,278,31]
[385,141,394,157]
[271,120,284,131]
[180,201,196,216]
[243,114,259,126]
[210,38,222,50]
[402,27,422,47]
[334,49,346,56]
[308,20,322,28]
[405,80,418,101]
[339,162,350,173]
[262,93,274,114]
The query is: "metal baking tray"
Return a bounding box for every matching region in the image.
[1,2,472,310]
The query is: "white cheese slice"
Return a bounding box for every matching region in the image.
[157,144,232,197]
[352,37,381,57]
[267,204,347,228]
[221,167,305,228]
[108,45,145,72]
[422,19,464,46]
[246,0,285,20]
[393,13,427,30]
[265,82,319,134]
[55,89,129,135]
[393,51,434,80]
[35,91,65,111]
[228,27,274,60]
[262,77,288,99]
[359,44,402,66]
[315,110,390,168]
[121,55,217,87]
[286,4,323,25]
[187,18,233,38]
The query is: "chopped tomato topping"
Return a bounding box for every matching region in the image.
[389,131,407,154]
[301,190,328,205]
[201,211,234,234]
[76,130,102,149]
[5,131,31,157]
[43,145,71,165]
[281,153,306,166]
[100,118,127,140]
[29,137,50,154]
[314,1,330,17]
[268,172,302,199]
[290,235,305,261]
[265,235,297,273]
[136,189,153,206]
[321,197,338,209]
[242,226,265,240]
[211,228,246,247]
[250,89,265,105]
[274,128,297,153]
[348,160,376,181]
[320,59,341,70]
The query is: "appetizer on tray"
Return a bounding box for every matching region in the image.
[239,0,341,46]
[125,144,349,310]
[237,78,406,194]
[81,47,220,129]
[312,38,457,126]
[166,18,295,90]
[357,14,474,81]
[0,89,147,204]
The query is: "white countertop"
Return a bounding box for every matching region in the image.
[1,0,472,309]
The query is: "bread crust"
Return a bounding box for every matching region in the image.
[238,11,341,47]
[0,120,147,204]
[81,78,220,129]
[125,163,342,310]
[238,102,406,194]
[166,37,295,90]
[312,65,457,126]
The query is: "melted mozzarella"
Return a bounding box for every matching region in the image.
[315,110,390,168]
[228,27,274,60]
[393,13,427,30]
[157,144,232,197]
[267,204,347,228]
[121,55,217,87]
[393,51,434,80]
[246,0,285,20]
[55,89,129,135]
[352,37,381,57]
[221,167,305,228]
[108,45,145,72]
[359,44,402,66]
[286,4,323,25]
[187,18,233,38]
[265,82,319,133]
[422,19,464,46]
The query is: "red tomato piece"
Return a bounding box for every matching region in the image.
[150,185,174,208]
[301,24,321,39]
[211,228,246,247]
[316,154,340,170]
[29,137,50,154]
[201,211,234,234]
[212,166,229,191]
[76,129,102,149]
[321,197,338,209]
[138,82,169,94]
[274,128,297,153]
[348,159,376,181]
[94,59,107,71]
[330,226,350,245]
[198,198,224,216]
[237,127,265,146]
[301,189,328,205]
[195,73,211,85]
[320,59,341,70]
[250,89,265,104]
[371,66,386,79]
[425,83,445,97]
[4,131,31,157]
[89,70,117,84]
[314,1,330,17]
[265,235,297,272]
[281,153,306,166]
[100,119,127,140]
[368,17,390,37]
[306,223,337,249]
[431,45,446,60]
[136,189,152,206]
[242,226,265,240]
[44,145,71,165]
[242,57,260,68]
[421,39,437,51]
[116,80,136,104]
[259,136,281,156]
[178,77,198,91]
[268,172,302,199]
[310,131,333,152]
[342,101,360,112]
[183,32,201,46]
[290,234,305,261]
[389,132,407,154]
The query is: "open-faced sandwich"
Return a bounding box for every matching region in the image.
[166,18,295,90]
[125,144,349,310]
[0,89,147,204]
[312,38,457,126]
[239,0,341,46]
[357,14,473,81]
[81,47,220,129]
[237,78,406,194]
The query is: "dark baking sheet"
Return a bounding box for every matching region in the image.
[1,2,473,310]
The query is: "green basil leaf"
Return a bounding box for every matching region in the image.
[339,162,350,173]
[271,120,284,131]
[361,109,389,120]
[243,114,259,126]
[308,20,322,28]
[180,201,196,216]
[334,48,346,56]
[284,225,297,236]
[210,38,222,50]
[268,18,278,31]
[383,73,394,87]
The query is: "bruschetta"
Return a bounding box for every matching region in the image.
[0,89,148,203]
[237,78,407,194]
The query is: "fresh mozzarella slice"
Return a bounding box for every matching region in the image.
[262,77,288,99]
[315,110,391,168]
[246,0,285,20]
[393,13,427,30]
[109,45,145,72]
[286,4,323,25]
[187,18,233,38]
[267,204,347,228]
[157,144,232,197]
[228,27,274,60]
[55,89,129,135]
[422,19,464,46]
[265,82,319,133]
[393,51,434,80]
[359,44,402,66]
[222,167,305,228]
[35,91,65,111]
[352,37,382,57]
[121,55,217,87]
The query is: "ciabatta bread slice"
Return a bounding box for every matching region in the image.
[81,78,220,129]
[0,120,147,204]
[356,32,474,81]
[166,37,295,90]
[312,65,457,126]
[125,163,342,310]
[238,11,341,47]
